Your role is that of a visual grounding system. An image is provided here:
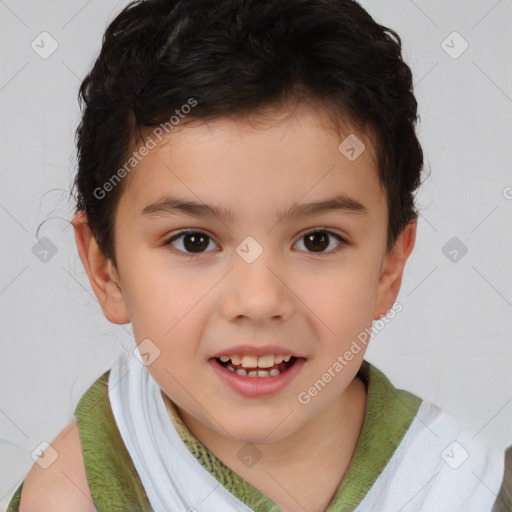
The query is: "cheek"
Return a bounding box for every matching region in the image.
[119,256,206,345]
[296,261,379,346]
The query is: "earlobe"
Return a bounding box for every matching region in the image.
[72,211,130,325]
[372,220,417,321]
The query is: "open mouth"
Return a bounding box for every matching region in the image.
[214,356,298,377]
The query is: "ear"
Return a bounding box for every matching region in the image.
[72,210,130,324]
[372,220,417,320]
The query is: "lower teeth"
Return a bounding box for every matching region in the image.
[226,364,281,377]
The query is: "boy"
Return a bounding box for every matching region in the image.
[8,0,511,510]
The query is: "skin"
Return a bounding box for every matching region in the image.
[72,101,416,512]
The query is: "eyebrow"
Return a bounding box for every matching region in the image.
[141,193,368,223]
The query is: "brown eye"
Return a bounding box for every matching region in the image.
[304,231,329,252]
[183,232,209,252]
[164,230,218,256]
[294,229,346,254]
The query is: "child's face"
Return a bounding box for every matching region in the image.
[77,102,415,443]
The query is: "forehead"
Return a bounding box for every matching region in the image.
[116,102,384,225]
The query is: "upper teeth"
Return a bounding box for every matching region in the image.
[219,354,292,367]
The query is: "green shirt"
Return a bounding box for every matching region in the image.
[7,360,512,511]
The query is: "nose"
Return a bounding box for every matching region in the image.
[219,245,295,324]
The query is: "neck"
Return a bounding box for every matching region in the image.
[166,376,368,511]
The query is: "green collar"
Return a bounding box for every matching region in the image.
[162,359,422,511]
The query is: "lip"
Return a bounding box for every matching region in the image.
[210,344,303,359]
[208,356,306,398]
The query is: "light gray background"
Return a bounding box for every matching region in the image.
[1,0,511,508]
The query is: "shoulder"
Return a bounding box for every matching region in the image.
[493,444,512,511]
[19,416,97,512]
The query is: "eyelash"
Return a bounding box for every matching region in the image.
[162,228,349,258]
